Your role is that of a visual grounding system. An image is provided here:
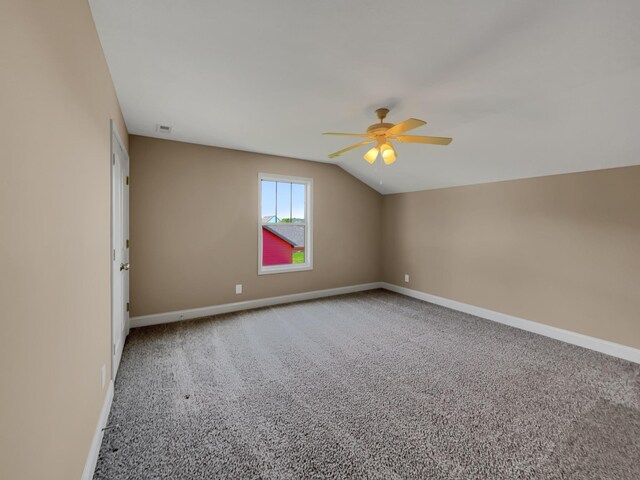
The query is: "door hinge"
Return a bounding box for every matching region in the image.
[125,175,129,186]
[126,239,129,248]
[112,154,115,165]
[113,249,115,261]
[126,302,130,313]
[113,343,116,354]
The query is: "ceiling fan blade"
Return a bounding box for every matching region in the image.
[394,135,452,145]
[328,140,374,159]
[323,132,371,138]
[385,118,427,136]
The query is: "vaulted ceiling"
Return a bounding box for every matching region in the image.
[90,0,640,194]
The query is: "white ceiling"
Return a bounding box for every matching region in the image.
[89,0,640,194]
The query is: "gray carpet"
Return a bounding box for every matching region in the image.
[95,290,640,479]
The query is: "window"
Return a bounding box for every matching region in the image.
[258,173,312,274]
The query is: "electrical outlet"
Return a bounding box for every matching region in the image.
[235,284,242,295]
[101,364,106,389]
[404,274,410,283]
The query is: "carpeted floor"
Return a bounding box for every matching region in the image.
[95,290,640,479]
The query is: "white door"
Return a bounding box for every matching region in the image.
[111,122,129,379]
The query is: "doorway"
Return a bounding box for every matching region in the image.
[111,120,129,379]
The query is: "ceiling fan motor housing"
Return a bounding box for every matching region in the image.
[367,123,394,136]
[368,107,393,137]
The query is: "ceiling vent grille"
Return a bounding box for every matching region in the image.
[156,124,172,134]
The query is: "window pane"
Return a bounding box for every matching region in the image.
[291,183,305,222]
[276,182,291,222]
[261,181,276,222]
[262,224,305,266]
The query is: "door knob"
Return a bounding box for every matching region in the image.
[120,262,130,271]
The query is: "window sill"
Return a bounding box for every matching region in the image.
[258,264,313,275]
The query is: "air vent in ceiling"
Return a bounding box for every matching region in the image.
[156,124,172,134]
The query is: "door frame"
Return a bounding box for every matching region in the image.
[110,119,129,380]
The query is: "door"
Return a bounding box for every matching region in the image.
[111,121,129,379]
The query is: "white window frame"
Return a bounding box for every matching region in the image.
[258,173,313,275]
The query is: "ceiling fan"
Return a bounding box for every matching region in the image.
[323,108,452,165]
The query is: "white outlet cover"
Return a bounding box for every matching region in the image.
[404,274,410,283]
[235,284,242,294]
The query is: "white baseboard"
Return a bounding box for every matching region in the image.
[381,283,639,364]
[82,380,114,480]
[130,282,383,329]
[129,280,638,364]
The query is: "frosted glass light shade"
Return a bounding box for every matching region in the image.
[380,143,396,165]
[364,147,379,164]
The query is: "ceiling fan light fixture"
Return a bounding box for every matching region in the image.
[364,146,379,164]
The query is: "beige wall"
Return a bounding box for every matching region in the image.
[129,135,382,317]
[382,166,640,349]
[0,1,127,479]
[131,135,639,351]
